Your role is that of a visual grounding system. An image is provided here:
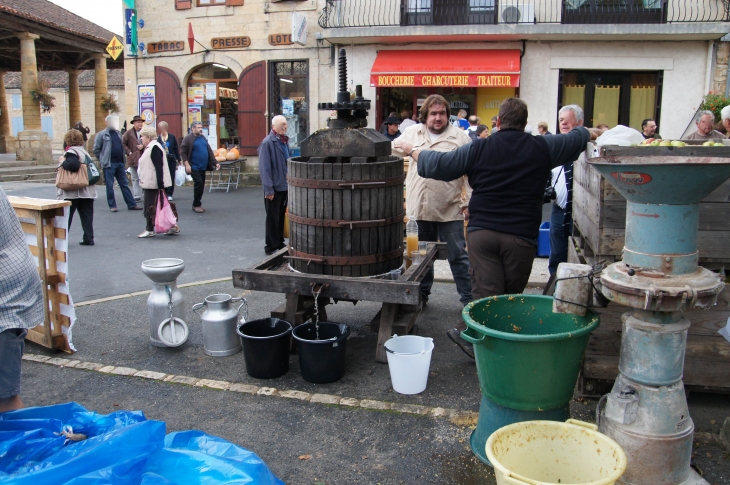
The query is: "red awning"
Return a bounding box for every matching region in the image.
[370,50,520,88]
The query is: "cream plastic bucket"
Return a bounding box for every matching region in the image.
[486,419,627,485]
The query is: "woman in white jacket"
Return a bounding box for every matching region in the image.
[137,126,176,238]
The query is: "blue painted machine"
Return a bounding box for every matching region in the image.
[588,149,730,485]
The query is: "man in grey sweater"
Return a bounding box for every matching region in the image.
[93,115,141,212]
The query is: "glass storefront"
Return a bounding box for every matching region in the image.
[269,60,309,148]
[187,64,238,150]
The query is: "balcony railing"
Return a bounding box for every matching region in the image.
[318,0,729,27]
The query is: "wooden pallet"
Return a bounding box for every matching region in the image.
[569,235,730,397]
[233,242,447,363]
[9,197,74,352]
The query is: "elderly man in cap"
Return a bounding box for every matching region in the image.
[383,115,402,141]
[181,121,220,213]
[122,115,146,201]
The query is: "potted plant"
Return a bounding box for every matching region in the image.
[101,93,120,114]
[699,91,730,123]
[30,80,56,113]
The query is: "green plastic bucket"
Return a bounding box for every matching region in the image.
[462,295,599,411]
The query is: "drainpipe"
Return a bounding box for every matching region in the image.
[704,40,715,95]
[723,35,730,97]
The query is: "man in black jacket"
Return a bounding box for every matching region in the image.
[396,98,599,354]
[157,121,181,201]
[180,122,219,213]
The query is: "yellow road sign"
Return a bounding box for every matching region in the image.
[106,37,124,61]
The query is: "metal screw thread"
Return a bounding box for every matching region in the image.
[338,48,347,93]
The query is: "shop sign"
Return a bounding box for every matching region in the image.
[291,12,308,46]
[137,85,156,125]
[269,33,293,46]
[211,36,251,49]
[371,74,519,88]
[148,41,185,54]
[106,37,124,61]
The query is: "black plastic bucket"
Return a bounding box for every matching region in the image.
[292,322,350,384]
[236,318,292,379]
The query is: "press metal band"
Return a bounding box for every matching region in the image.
[284,248,403,266]
[287,212,406,228]
[286,174,406,189]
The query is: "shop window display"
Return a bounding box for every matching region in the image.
[270,60,309,148]
[187,64,239,150]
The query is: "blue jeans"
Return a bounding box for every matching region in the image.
[417,220,473,306]
[103,163,137,209]
[549,204,573,275]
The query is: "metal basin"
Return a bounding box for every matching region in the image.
[141,258,185,283]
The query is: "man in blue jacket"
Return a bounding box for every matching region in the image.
[258,115,289,255]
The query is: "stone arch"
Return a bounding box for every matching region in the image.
[179,53,244,86]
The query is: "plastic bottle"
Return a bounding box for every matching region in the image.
[406,216,419,260]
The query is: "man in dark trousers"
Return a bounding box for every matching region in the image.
[396,98,599,355]
[93,116,141,212]
[157,121,181,201]
[258,115,289,255]
[180,121,219,213]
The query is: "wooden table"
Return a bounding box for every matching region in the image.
[209,158,245,193]
[233,242,447,363]
[8,197,74,352]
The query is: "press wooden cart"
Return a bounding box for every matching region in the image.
[569,146,730,396]
[8,197,74,352]
[232,242,447,363]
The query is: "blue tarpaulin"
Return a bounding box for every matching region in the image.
[0,402,284,485]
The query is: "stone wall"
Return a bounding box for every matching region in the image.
[712,41,730,94]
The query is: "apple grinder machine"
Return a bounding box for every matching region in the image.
[587,144,730,485]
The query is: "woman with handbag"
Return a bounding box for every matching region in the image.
[137,126,178,238]
[57,129,96,246]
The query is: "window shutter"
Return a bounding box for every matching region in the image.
[237,61,267,156]
[155,67,184,140]
[175,0,192,10]
[226,0,244,5]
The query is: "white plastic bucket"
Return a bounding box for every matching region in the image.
[384,335,434,395]
[486,419,627,485]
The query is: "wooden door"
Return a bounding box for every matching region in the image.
[154,67,183,140]
[238,61,267,156]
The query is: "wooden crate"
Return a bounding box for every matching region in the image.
[568,236,730,395]
[9,197,74,353]
[572,156,730,269]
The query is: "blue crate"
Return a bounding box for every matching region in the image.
[537,221,550,257]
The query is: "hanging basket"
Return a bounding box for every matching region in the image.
[30,80,56,114]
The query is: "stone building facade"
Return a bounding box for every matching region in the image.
[125,0,730,171]
[124,0,333,169]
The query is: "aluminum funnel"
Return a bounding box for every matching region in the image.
[587,156,730,205]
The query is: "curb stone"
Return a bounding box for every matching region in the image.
[23,353,475,423]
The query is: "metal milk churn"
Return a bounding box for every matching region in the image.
[192,294,247,357]
[141,258,187,347]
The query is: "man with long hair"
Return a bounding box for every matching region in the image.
[393,94,474,356]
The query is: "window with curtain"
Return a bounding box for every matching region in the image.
[559,70,661,129]
[562,85,586,110]
[593,86,621,127]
